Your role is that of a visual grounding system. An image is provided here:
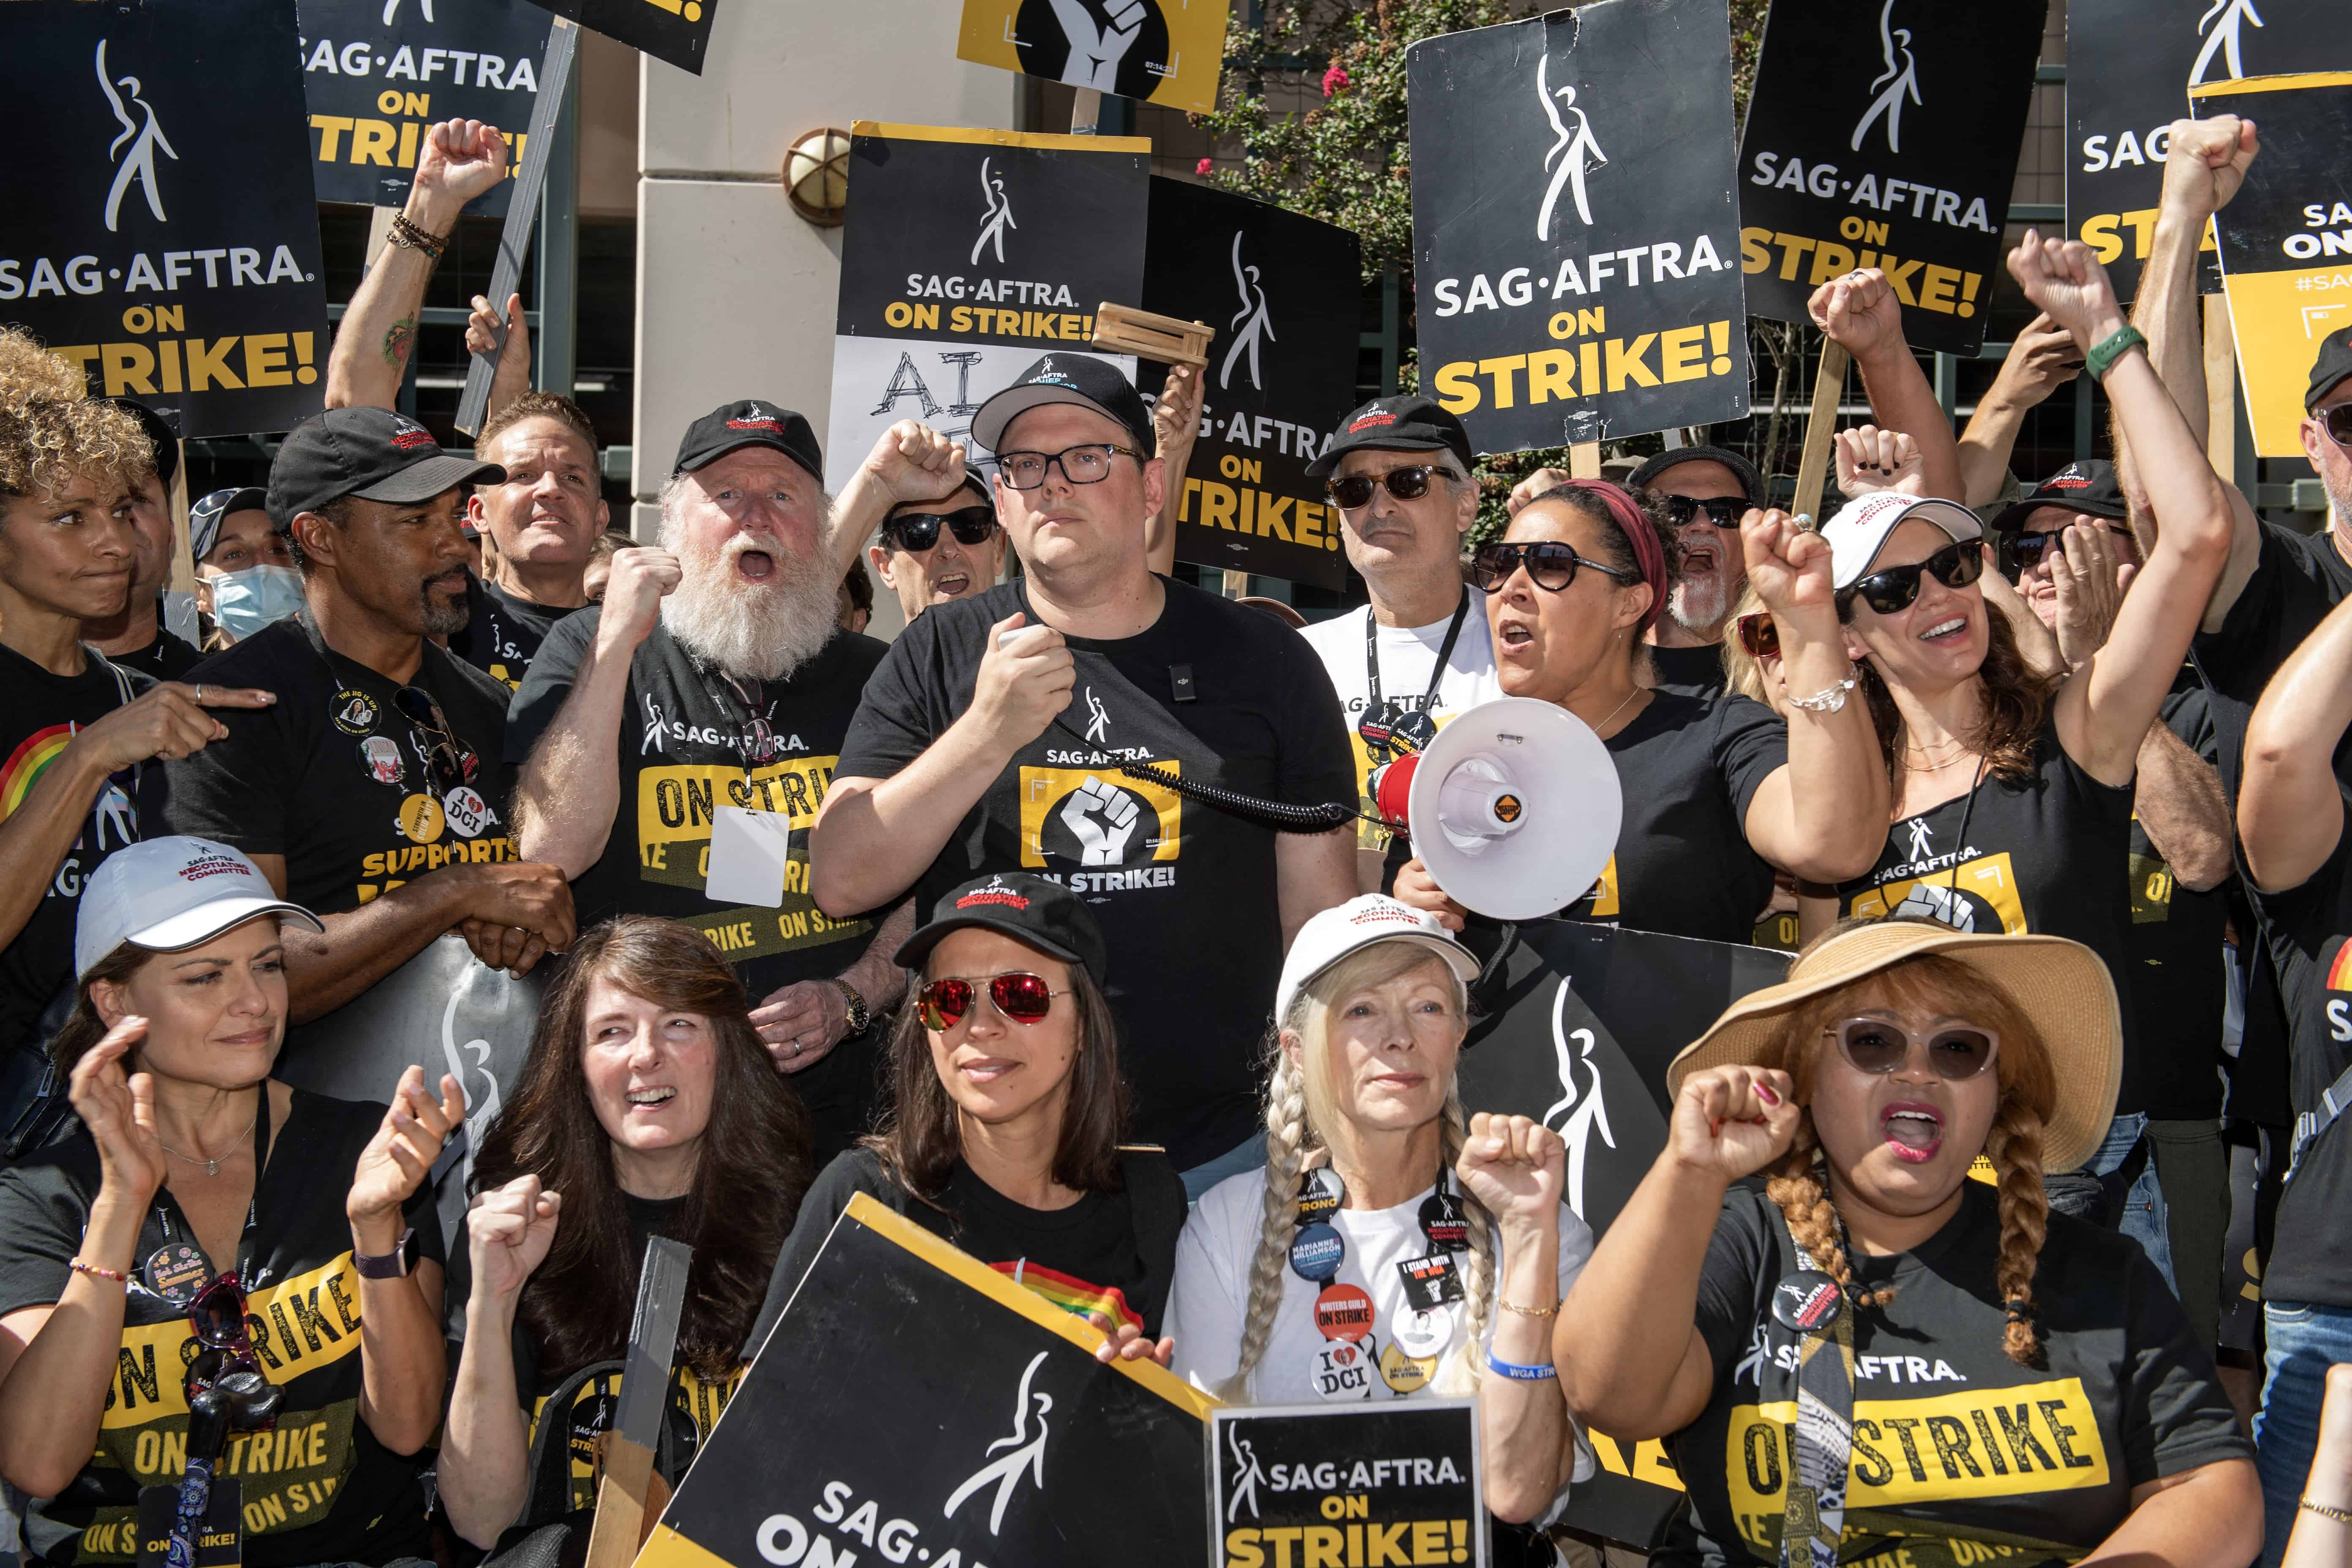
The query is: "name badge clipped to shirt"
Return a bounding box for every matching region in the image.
[703,806,794,907]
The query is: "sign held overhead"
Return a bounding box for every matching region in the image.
[957,0,1233,115]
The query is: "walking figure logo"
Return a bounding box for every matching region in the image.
[1534,53,1606,241]
[972,158,1018,267]
[1906,816,1935,866]
[2190,0,2263,86]
[1541,983,1615,1221]
[1850,0,1922,155]
[381,0,437,22]
[1083,686,1111,743]
[1225,1430,1266,1522]
[1221,232,1277,392]
[942,1350,1052,1536]
[96,40,177,232]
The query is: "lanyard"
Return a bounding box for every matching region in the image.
[150,1084,272,1287]
[1362,595,1470,762]
[1765,1208,1859,1568]
[686,653,781,766]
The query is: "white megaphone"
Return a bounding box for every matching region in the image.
[1367,697,1622,921]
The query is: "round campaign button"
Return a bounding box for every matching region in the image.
[1771,1270,1846,1334]
[397,793,446,844]
[143,1243,213,1308]
[1380,1339,1437,1395]
[329,689,379,735]
[357,735,407,788]
[441,785,493,839]
[1288,1222,1345,1284]
[1390,1303,1455,1359]
[1314,1282,1376,1343]
[1418,1189,1470,1253]
[1389,709,1438,755]
[1306,1335,1378,1402]
[1296,1165,1344,1225]
[1357,702,1401,754]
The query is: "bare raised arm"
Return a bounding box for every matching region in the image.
[1808,269,1965,502]
[2240,589,2352,894]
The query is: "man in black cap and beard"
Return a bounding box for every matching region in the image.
[810,355,1358,1196]
[154,407,578,1018]
[510,403,956,1154]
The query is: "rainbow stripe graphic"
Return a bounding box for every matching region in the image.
[0,723,77,822]
[2327,942,2352,996]
[990,1258,1143,1335]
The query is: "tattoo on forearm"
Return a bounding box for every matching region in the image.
[384,316,415,369]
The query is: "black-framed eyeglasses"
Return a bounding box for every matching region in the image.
[884,505,999,553]
[1326,465,1461,510]
[993,444,1143,490]
[393,686,472,796]
[1659,494,1747,531]
[2323,404,2352,447]
[1827,1016,2000,1080]
[1838,539,1984,616]
[1470,539,1641,594]
[1997,523,2138,581]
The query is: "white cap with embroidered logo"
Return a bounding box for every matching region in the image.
[1274,894,1482,1023]
[1820,492,1983,591]
[74,836,323,980]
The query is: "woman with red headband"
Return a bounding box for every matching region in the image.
[1395,480,1887,943]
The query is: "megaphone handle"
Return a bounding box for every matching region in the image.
[1467,922,1521,1018]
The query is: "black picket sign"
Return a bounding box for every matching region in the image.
[2067,0,2337,302]
[1209,1402,1485,1568]
[521,0,712,75]
[1407,0,1751,455]
[0,0,331,438]
[297,0,550,216]
[1737,0,2046,356]
[1141,180,1360,590]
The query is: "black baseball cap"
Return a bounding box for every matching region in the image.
[670,400,824,482]
[1305,395,1475,480]
[101,398,179,487]
[1989,458,2129,533]
[267,407,504,532]
[970,354,1154,455]
[2309,326,2352,411]
[189,486,268,563]
[894,872,1109,989]
[886,466,992,522]
[1630,444,1764,506]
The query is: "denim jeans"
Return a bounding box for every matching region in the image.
[2088,1110,2176,1291]
[2256,1301,2352,1567]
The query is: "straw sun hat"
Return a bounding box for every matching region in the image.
[1665,920,2121,1173]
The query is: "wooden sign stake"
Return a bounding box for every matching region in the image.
[1092,303,1214,367]
[1790,341,1850,525]
[580,1237,692,1568]
[1568,442,1602,480]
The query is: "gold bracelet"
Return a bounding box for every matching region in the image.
[2301,1497,2352,1525]
[1497,1297,1559,1318]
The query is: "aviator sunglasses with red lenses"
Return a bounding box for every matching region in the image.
[1827,1016,2000,1080]
[918,971,1075,1030]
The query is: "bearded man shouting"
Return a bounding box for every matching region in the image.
[511,402,961,1153]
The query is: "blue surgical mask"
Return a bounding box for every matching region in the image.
[209,564,306,640]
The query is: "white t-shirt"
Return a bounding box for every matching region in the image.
[1297,597,1506,850]
[1166,1169,1595,1437]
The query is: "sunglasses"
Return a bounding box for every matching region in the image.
[1470,539,1641,595]
[918,971,1074,1030]
[1659,494,1747,531]
[2323,404,2352,446]
[1326,465,1460,510]
[393,686,473,797]
[1735,612,1780,661]
[885,505,998,553]
[1998,524,2137,580]
[1828,1016,2000,1080]
[1838,538,1984,616]
[183,1273,275,1412]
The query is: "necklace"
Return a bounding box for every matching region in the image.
[1902,736,1974,770]
[158,1105,259,1178]
[1586,686,1642,737]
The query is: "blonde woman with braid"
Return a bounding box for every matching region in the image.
[1560,918,2257,1567]
[1164,897,1595,1556]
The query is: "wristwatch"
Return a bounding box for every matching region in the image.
[832,977,873,1036]
[352,1228,418,1280]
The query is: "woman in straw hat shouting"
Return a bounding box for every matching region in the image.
[1557,918,2257,1567]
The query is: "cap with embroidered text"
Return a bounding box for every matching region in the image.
[267,406,504,532]
[1989,458,2128,533]
[893,872,1109,988]
[1275,894,1481,1021]
[75,836,322,981]
[1821,492,1983,591]
[670,400,825,482]
[1305,395,1475,480]
[969,354,1155,455]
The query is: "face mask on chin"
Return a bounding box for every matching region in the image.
[210,564,306,640]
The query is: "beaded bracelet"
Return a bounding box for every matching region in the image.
[1485,1352,1558,1382]
[388,213,449,262]
[70,1259,128,1284]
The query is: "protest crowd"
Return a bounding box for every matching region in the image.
[4,4,2352,1567]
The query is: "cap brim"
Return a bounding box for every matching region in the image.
[349,454,507,506]
[128,897,325,956]
[971,385,1143,454]
[2308,368,2352,412]
[894,915,1093,978]
[1663,924,2121,1173]
[1302,433,1458,479]
[1279,931,1483,1021]
[676,436,822,483]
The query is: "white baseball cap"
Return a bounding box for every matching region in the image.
[1274,894,1482,1022]
[76,836,323,980]
[1821,493,1984,591]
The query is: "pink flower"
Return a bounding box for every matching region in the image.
[1196,157,1214,176]
[1322,64,1350,97]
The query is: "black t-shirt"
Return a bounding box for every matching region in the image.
[106,626,204,683]
[838,577,1356,1168]
[2254,823,2352,1307]
[507,610,889,999]
[1565,689,1786,945]
[0,646,151,1060]
[2194,522,2352,720]
[1836,722,2138,1068]
[2124,683,2230,1120]
[449,575,576,692]
[744,1146,1187,1357]
[1662,1182,2251,1567]
[152,614,518,915]
[0,1087,446,1568]
[1647,640,1728,698]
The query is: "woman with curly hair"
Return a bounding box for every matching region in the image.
[436,915,814,1549]
[0,326,270,1117]
[1561,918,2258,1565]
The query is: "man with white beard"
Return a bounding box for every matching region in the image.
[509,402,956,1152]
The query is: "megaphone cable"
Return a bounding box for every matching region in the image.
[1044,714,1373,835]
